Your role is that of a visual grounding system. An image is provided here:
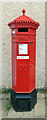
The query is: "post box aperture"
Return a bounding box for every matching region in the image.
[8,9,40,111]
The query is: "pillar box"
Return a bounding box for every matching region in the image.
[8,9,40,111]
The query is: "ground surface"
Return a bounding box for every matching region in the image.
[0,91,47,119]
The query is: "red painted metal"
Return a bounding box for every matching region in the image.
[8,9,40,93]
[8,8,40,28]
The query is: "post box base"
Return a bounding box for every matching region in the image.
[10,89,37,112]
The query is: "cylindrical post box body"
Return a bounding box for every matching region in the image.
[12,28,36,93]
[8,9,40,111]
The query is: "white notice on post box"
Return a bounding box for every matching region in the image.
[17,56,29,59]
[19,44,28,54]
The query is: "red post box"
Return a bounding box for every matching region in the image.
[8,9,40,111]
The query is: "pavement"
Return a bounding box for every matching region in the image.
[0,91,47,119]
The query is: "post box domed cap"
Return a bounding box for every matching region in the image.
[8,9,40,27]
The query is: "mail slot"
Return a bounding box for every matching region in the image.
[8,9,40,111]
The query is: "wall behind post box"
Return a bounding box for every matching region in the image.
[2,2,45,89]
